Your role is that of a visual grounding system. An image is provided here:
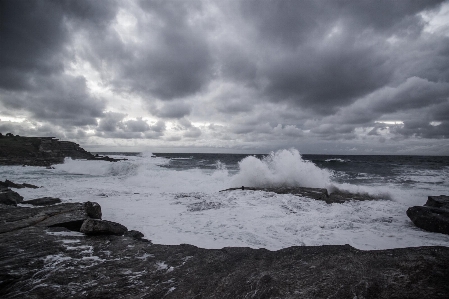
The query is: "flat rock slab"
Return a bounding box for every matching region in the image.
[0,202,101,233]
[220,186,380,204]
[1,203,449,298]
[1,223,448,298]
[80,219,128,235]
[23,197,62,206]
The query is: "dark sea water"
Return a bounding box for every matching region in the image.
[152,152,449,188]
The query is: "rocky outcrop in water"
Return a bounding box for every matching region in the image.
[0,135,126,166]
[1,201,449,298]
[220,186,380,204]
[407,195,449,235]
[0,187,23,206]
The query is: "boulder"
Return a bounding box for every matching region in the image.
[23,197,62,206]
[125,229,145,240]
[0,202,102,234]
[407,204,449,235]
[425,195,449,210]
[80,219,128,236]
[0,188,23,206]
[84,201,102,219]
[0,180,39,189]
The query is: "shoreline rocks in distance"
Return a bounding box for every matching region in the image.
[407,195,449,235]
[0,135,127,166]
[220,186,381,204]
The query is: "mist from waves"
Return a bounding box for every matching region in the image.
[43,148,449,206]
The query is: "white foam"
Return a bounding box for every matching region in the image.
[4,149,449,251]
[231,149,332,189]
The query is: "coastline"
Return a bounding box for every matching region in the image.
[1,136,449,297]
[2,198,449,298]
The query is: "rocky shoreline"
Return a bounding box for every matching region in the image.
[0,135,125,166]
[1,137,449,298]
[0,181,448,298]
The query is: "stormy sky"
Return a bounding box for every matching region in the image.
[1,0,449,155]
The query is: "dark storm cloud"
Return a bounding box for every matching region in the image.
[1,0,449,150]
[151,102,192,119]
[84,0,214,102]
[230,0,446,115]
[0,0,117,126]
[96,112,165,139]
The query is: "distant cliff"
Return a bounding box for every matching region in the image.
[0,135,95,166]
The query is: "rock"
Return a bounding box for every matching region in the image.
[220,186,380,203]
[80,219,128,236]
[1,203,449,298]
[84,201,102,219]
[425,195,449,210]
[0,136,95,166]
[407,205,449,235]
[125,229,145,240]
[0,180,39,189]
[0,188,23,206]
[0,202,101,234]
[23,197,62,206]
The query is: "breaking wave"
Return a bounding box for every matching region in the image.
[230,149,332,189]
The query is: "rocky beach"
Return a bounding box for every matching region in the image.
[1,136,449,298]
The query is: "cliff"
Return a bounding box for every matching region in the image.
[0,135,123,166]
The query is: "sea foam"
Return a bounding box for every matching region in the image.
[230,149,332,189]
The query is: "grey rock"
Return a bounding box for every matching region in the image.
[124,229,145,240]
[407,205,449,235]
[0,188,23,206]
[425,195,449,210]
[84,201,102,219]
[80,219,128,236]
[0,180,39,189]
[220,186,380,203]
[1,203,449,298]
[23,197,61,206]
[0,202,100,233]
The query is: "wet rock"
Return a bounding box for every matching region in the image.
[84,201,102,219]
[425,195,449,210]
[0,202,100,233]
[23,197,61,206]
[124,229,145,240]
[0,180,39,189]
[1,203,449,298]
[0,188,23,206]
[407,205,449,235]
[0,136,98,166]
[220,186,380,203]
[80,219,128,236]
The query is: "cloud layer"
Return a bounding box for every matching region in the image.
[1,0,448,154]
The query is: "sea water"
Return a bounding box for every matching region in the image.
[2,149,449,250]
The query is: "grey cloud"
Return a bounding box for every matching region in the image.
[149,120,166,133]
[330,77,449,127]
[1,0,449,151]
[152,102,192,119]
[97,112,165,138]
[184,127,202,138]
[0,0,115,127]
[125,118,151,132]
[88,0,214,101]
[98,112,126,132]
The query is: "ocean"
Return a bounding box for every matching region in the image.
[2,149,449,250]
